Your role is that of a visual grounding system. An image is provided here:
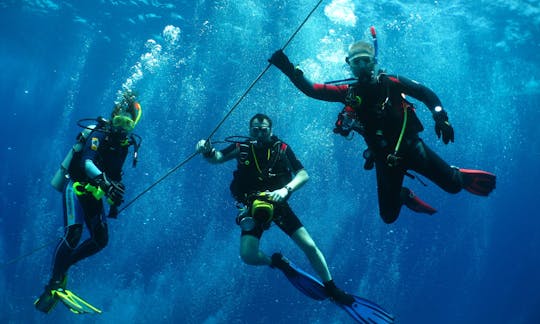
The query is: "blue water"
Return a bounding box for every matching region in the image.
[1,1,539,323]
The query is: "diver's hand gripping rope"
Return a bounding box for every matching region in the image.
[205,0,324,140]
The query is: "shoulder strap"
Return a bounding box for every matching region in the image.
[268,139,287,169]
[237,141,250,163]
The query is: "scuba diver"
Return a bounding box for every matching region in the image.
[35,91,142,314]
[195,113,355,305]
[268,31,496,224]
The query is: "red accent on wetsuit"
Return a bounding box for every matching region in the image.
[313,83,348,92]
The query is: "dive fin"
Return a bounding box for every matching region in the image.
[271,253,395,323]
[53,288,102,314]
[339,295,395,324]
[34,275,68,314]
[459,169,496,196]
[271,253,327,300]
[402,188,436,215]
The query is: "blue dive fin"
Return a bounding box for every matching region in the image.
[276,258,395,323]
[53,288,102,314]
[339,295,395,324]
[285,261,328,300]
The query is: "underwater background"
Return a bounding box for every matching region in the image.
[1,0,539,323]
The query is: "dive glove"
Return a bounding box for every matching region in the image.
[195,139,216,158]
[108,205,119,219]
[93,173,125,206]
[268,50,295,77]
[433,109,454,144]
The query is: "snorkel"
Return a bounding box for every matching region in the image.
[370,26,378,64]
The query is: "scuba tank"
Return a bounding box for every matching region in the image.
[50,124,97,192]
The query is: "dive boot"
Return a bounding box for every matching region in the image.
[34,275,67,313]
[324,280,354,306]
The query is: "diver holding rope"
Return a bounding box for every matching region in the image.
[35,91,142,314]
[196,113,354,304]
[196,113,394,323]
[268,27,496,224]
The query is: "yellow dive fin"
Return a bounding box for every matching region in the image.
[53,288,102,314]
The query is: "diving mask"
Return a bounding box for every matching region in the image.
[348,55,373,67]
[112,114,135,132]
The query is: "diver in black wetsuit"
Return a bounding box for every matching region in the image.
[269,39,496,224]
[195,113,353,305]
[35,93,142,313]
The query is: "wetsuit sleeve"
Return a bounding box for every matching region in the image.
[220,143,237,156]
[284,145,304,173]
[208,143,238,163]
[389,75,443,112]
[287,68,349,103]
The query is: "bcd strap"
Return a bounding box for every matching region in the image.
[240,140,287,179]
[266,141,287,174]
[237,142,251,164]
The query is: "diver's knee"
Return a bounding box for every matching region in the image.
[240,251,260,265]
[380,212,398,224]
[93,223,109,250]
[445,186,462,194]
[379,204,399,224]
[65,224,83,248]
[95,234,108,250]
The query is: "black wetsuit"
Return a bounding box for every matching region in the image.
[286,71,464,224]
[51,128,129,281]
[223,137,304,238]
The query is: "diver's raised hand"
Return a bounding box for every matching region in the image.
[195,139,215,157]
[268,50,295,77]
[433,109,454,144]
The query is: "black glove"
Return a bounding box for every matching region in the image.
[108,205,119,219]
[93,173,125,206]
[268,50,295,77]
[433,109,454,144]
